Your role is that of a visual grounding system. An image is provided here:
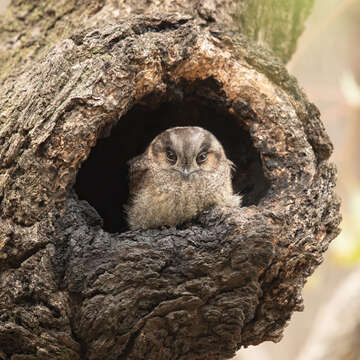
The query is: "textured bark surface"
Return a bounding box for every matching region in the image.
[0,1,340,360]
[0,0,314,78]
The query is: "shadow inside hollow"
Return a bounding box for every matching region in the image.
[74,99,269,233]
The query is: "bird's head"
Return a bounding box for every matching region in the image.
[148,126,229,179]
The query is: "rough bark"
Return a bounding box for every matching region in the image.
[0,0,314,78]
[0,1,340,360]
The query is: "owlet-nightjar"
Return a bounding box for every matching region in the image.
[126,126,241,230]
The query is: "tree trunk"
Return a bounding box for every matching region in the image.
[0,1,340,360]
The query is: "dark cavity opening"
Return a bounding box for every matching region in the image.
[75,98,269,233]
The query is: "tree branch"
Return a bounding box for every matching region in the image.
[0,1,340,360]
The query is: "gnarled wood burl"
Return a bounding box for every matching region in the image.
[0,1,340,360]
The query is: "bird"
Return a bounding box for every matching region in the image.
[126,126,241,230]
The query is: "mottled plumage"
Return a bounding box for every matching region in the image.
[126,126,241,230]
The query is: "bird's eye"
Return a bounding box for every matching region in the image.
[166,148,177,164]
[196,151,208,165]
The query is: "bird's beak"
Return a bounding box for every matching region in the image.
[182,168,190,179]
[181,167,199,179]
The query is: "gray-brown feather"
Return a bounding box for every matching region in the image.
[126,126,241,230]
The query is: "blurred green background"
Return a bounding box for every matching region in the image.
[1,0,359,359]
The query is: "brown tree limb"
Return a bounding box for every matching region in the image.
[0,1,340,359]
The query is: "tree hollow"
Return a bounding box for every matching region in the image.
[75,93,270,233]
